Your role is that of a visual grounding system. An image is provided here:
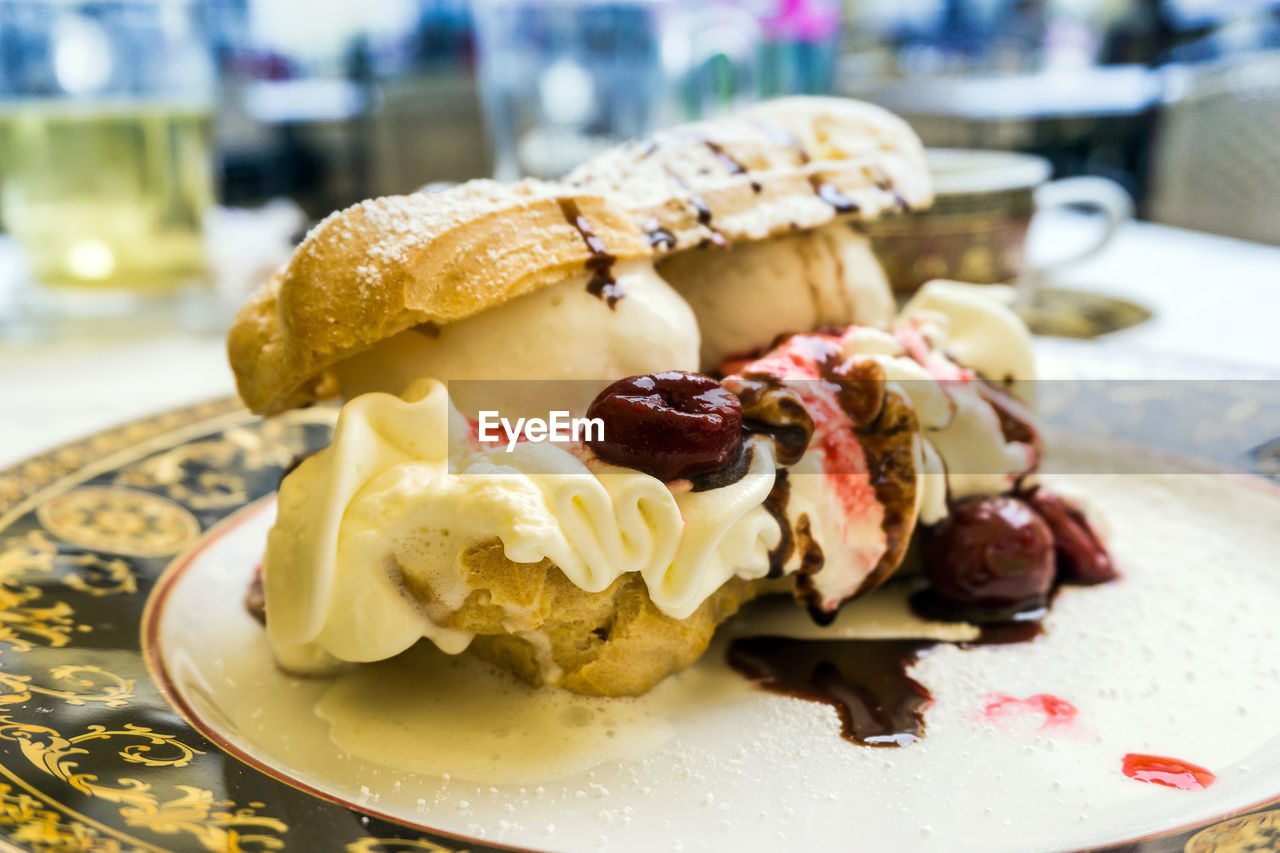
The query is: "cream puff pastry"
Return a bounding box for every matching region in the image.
[228,97,1107,699]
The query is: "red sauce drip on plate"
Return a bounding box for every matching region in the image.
[983,693,1077,729]
[1122,754,1216,791]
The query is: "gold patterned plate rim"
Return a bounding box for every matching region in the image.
[0,398,1277,853]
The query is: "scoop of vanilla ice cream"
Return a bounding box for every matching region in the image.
[781,451,893,612]
[333,259,699,419]
[657,221,895,370]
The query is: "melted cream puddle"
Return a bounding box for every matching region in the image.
[315,641,755,784]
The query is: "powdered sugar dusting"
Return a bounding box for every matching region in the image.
[158,440,1280,852]
[290,179,581,294]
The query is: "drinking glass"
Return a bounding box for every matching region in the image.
[0,0,216,316]
[472,0,762,180]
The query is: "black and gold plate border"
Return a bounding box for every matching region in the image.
[0,400,1275,853]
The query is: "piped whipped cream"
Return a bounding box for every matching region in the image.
[264,378,780,673]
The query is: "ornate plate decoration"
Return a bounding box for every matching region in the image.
[0,401,495,852]
[0,395,1275,853]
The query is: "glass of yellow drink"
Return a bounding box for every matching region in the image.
[0,0,215,308]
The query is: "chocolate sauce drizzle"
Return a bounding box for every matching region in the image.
[703,140,746,175]
[688,439,754,493]
[747,117,879,214]
[864,165,910,212]
[691,196,714,226]
[791,513,828,613]
[978,381,1040,449]
[644,217,677,250]
[728,377,815,468]
[762,470,794,578]
[556,198,624,308]
[663,166,727,248]
[848,391,921,601]
[721,370,825,585]
[813,181,860,214]
[702,139,763,193]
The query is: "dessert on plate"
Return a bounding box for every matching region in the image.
[227,96,1113,698]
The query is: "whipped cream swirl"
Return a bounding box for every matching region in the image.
[265,378,780,672]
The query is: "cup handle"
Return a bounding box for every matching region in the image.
[1027,176,1133,275]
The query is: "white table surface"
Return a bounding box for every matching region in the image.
[844,66,1162,121]
[1,213,1278,471]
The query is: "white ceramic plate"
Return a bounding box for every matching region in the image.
[3,398,1278,853]
[145,435,1280,853]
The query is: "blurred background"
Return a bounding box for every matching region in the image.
[2,0,1279,461]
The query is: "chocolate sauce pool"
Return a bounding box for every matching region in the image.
[727,584,1047,747]
[728,636,936,747]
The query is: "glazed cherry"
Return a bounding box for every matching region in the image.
[922,496,1055,608]
[1025,489,1117,584]
[586,371,743,482]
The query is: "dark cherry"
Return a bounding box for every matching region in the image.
[1025,489,1117,584]
[586,371,743,482]
[922,496,1055,608]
